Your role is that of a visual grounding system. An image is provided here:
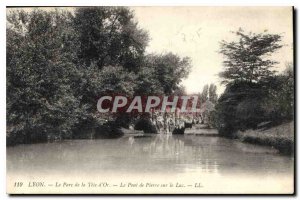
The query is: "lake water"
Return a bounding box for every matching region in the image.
[7,134,294,194]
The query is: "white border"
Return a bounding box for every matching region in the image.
[0,0,297,199]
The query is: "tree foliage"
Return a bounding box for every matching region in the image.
[219,29,282,84]
[7,9,82,144]
[262,63,294,121]
[144,53,191,95]
[208,84,218,104]
[6,7,191,145]
[216,29,293,137]
[73,7,149,71]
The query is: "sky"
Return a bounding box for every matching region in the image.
[132,7,293,95]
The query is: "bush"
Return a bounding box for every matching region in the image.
[71,117,97,139]
[95,121,124,139]
[134,118,158,133]
[114,114,133,129]
[216,72,294,137]
[215,82,266,137]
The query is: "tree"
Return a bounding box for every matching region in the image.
[215,29,286,137]
[144,53,191,95]
[71,7,150,113]
[208,83,218,103]
[219,29,283,84]
[215,82,266,136]
[262,62,294,122]
[73,7,149,71]
[7,9,82,144]
[199,84,209,103]
[6,7,193,144]
[134,66,164,95]
[173,85,187,96]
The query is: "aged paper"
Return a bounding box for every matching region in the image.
[6,6,294,194]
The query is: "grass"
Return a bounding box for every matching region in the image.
[235,121,294,155]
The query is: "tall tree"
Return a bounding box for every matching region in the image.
[200,84,209,103]
[219,29,282,84]
[215,29,288,136]
[144,53,191,95]
[208,84,218,103]
[72,7,150,110]
[73,7,149,71]
[7,9,81,144]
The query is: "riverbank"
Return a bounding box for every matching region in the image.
[185,124,219,136]
[234,121,294,155]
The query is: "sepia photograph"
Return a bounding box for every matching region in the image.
[6,6,294,194]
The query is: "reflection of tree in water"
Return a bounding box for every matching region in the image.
[127,135,219,174]
[7,136,293,176]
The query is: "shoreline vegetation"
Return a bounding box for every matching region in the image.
[7,119,294,155]
[7,7,294,156]
[235,121,294,155]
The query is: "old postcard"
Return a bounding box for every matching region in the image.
[6,6,294,194]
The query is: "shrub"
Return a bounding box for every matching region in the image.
[134,118,158,133]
